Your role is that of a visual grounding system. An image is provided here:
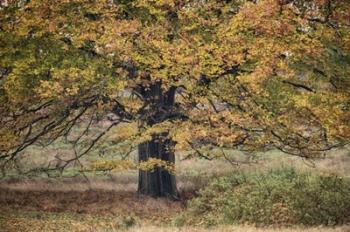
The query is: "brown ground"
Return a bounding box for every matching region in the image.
[0,182,189,232]
[0,188,185,220]
[1,151,350,232]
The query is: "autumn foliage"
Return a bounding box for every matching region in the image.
[0,0,349,178]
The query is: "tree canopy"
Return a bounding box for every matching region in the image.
[0,0,349,181]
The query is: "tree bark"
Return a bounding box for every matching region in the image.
[138,136,177,197]
[137,82,178,198]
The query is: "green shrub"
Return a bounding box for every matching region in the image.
[178,167,350,226]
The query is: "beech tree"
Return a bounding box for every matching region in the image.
[0,0,349,197]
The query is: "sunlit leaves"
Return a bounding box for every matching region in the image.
[0,0,349,165]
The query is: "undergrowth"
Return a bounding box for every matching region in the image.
[175,167,350,227]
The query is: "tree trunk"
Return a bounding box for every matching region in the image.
[137,82,178,198]
[138,136,177,197]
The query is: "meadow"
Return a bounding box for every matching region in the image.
[1,145,350,232]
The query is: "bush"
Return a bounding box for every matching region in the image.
[177,167,350,226]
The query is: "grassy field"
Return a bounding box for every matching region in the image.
[1,145,350,231]
[1,207,350,232]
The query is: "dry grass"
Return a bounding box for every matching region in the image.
[1,147,349,232]
[2,153,349,194]
[128,225,350,232]
[1,207,349,232]
[0,173,138,192]
[0,189,184,218]
[1,209,349,232]
[0,189,185,231]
